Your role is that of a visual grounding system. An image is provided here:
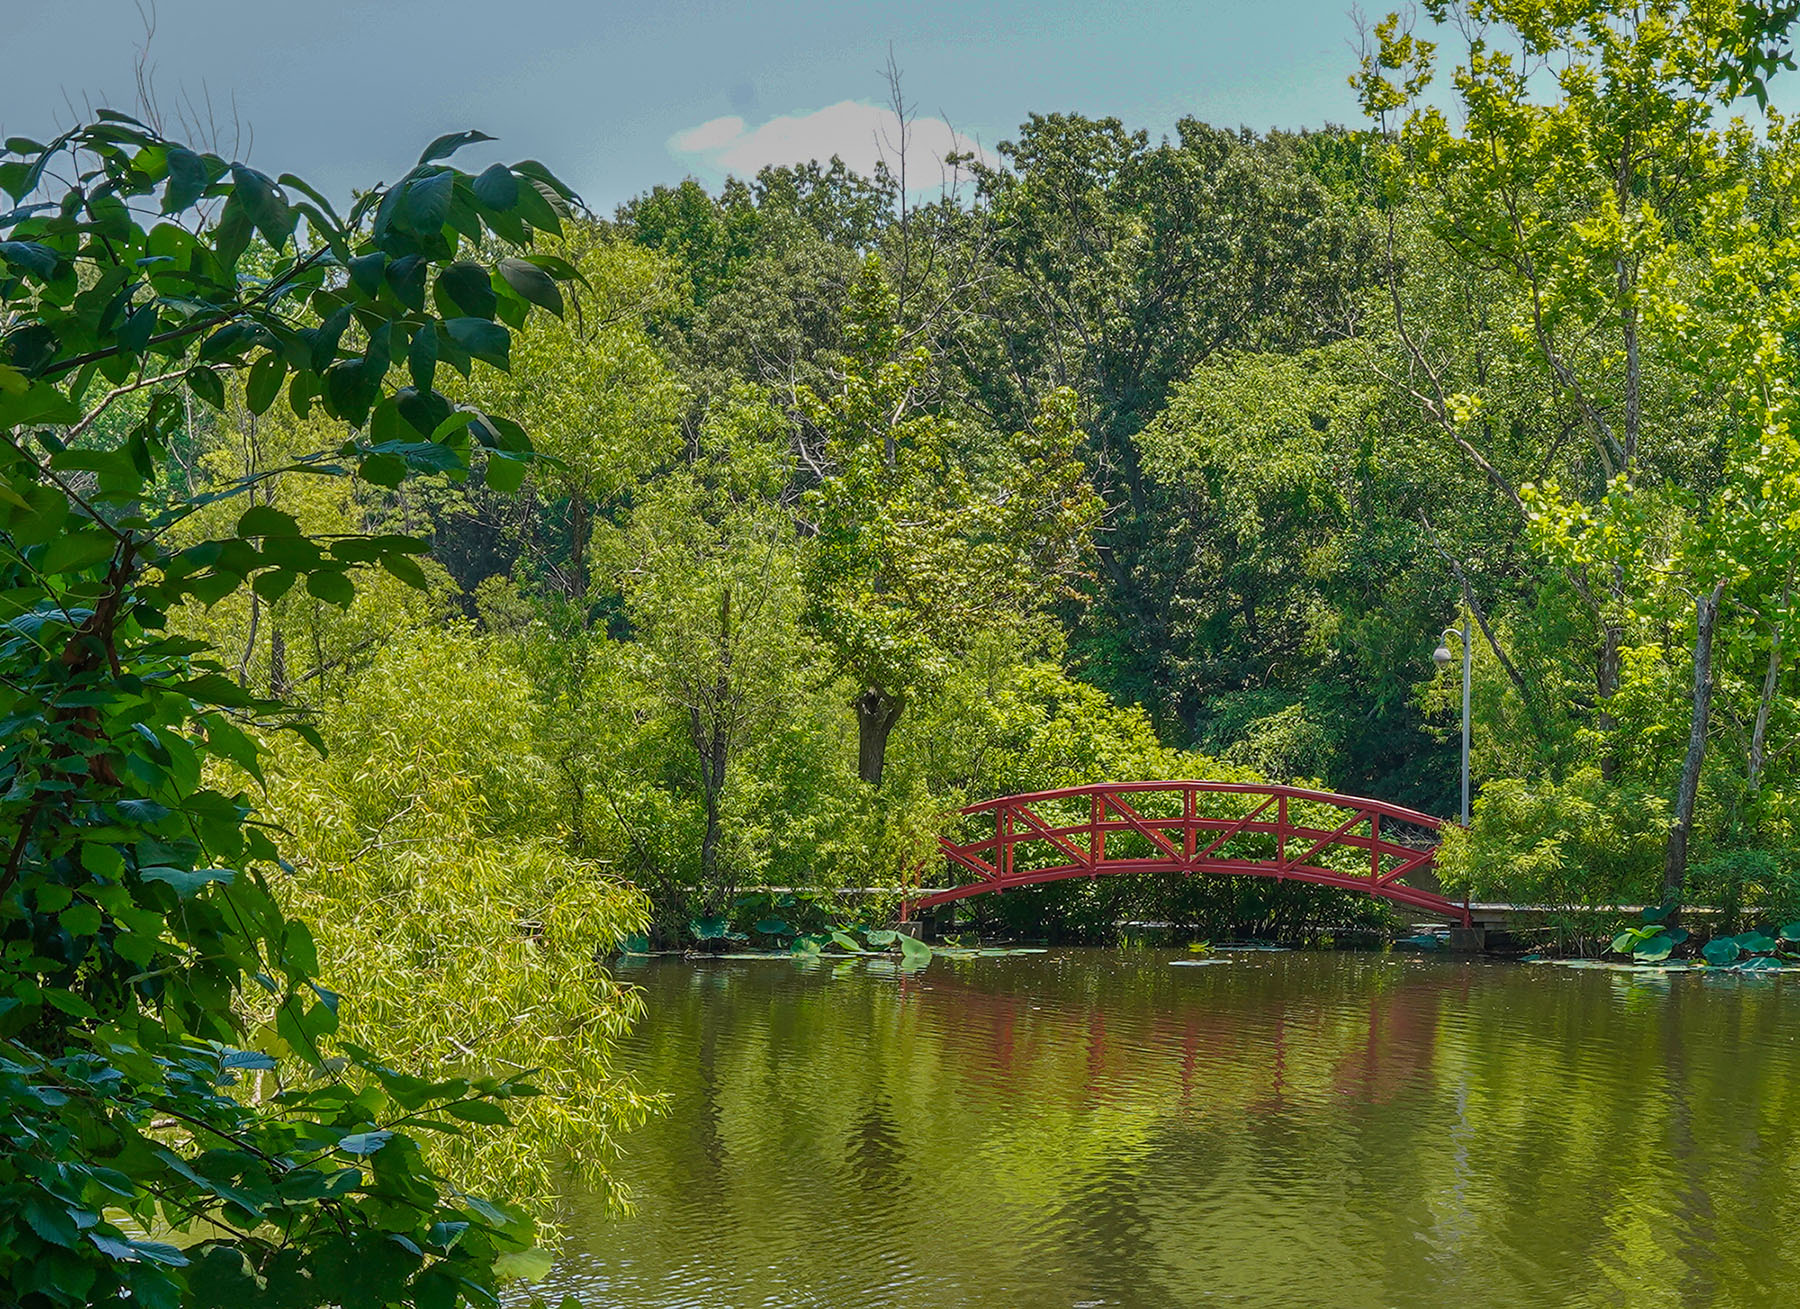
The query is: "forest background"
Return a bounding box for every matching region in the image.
[167,7,1800,944]
[7,1,1800,1303]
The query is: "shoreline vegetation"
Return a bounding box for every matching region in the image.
[8,1,1800,1302]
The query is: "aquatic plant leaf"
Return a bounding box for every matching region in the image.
[1633,933,1674,962]
[689,917,729,942]
[1702,937,1743,966]
[1738,931,1779,954]
[752,917,792,938]
[1781,923,1800,942]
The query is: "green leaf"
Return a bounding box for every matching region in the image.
[231,164,293,246]
[140,865,236,897]
[863,928,898,947]
[444,1099,510,1125]
[472,163,519,210]
[360,452,408,487]
[689,916,729,941]
[408,323,437,392]
[39,528,116,575]
[187,365,225,410]
[484,452,526,493]
[162,146,208,212]
[246,353,285,416]
[305,569,356,607]
[337,1130,394,1155]
[418,130,495,164]
[237,505,301,537]
[379,553,429,589]
[492,1247,555,1282]
[899,934,933,968]
[753,917,793,937]
[496,257,564,316]
[401,171,454,234]
[437,261,497,319]
[61,902,102,937]
[444,317,510,369]
[1702,937,1743,966]
[0,380,80,428]
[1780,922,1800,942]
[0,240,58,279]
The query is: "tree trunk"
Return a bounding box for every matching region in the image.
[568,493,589,612]
[1663,583,1725,910]
[269,628,288,699]
[1748,576,1791,797]
[855,688,905,788]
[1597,620,1623,780]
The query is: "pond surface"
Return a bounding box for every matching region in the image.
[541,949,1800,1307]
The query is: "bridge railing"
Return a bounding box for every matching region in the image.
[911,781,1466,924]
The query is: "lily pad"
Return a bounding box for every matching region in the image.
[1738,955,1785,973]
[1702,937,1743,966]
[689,916,729,942]
[1738,931,1779,954]
[1780,922,1800,942]
[898,934,933,969]
[1633,933,1675,963]
[752,917,792,938]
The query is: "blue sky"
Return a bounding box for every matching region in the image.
[6,0,1383,211]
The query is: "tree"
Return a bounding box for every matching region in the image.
[960,115,1379,705]
[600,389,806,922]
[0,116,588,1304]
[795,257,1099,786]
[1356,0,1800,902]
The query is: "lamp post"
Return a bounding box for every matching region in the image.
[1433,620,1471,827]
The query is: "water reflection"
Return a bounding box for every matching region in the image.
[543,952,1800,1308]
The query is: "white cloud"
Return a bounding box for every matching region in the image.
[667,100,985,188]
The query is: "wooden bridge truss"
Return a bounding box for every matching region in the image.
[904,781,1468,927]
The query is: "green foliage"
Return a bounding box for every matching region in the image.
[1439,769,1670,911]
[257,628,656,1213]
[796,255,1100,785]
[0,114,589,1305]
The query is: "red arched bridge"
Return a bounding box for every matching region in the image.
[903,781,1469,927]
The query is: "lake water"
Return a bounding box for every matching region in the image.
[540,949,1800,1308]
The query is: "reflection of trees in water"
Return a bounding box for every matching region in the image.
[572,959,1800,1307]
[903,957,1457,1120]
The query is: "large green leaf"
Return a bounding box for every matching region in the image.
[417,130,494,164]
[1702,937,1743,966]
[496,257,564,316]
[443,317,509,369]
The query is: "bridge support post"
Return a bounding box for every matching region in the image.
[1448,923,1486,952]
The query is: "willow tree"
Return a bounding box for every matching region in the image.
[795,256,1099,786]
